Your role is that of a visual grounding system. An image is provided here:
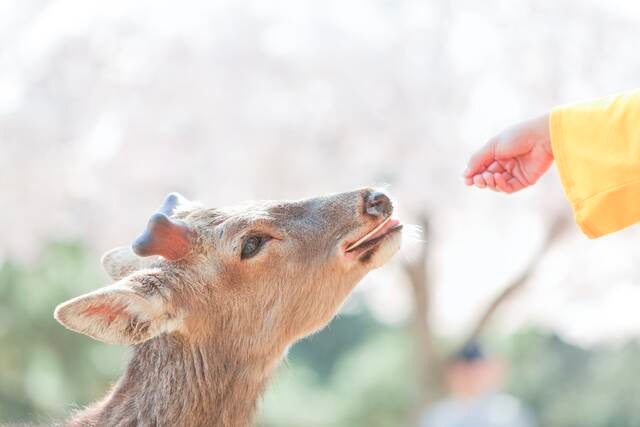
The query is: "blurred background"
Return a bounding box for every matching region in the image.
[2,0,640,425]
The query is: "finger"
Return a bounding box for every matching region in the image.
[494,172,512,193]
[507,176,525,192]
[482,171,496,188]
[487,175,500,191]
[464,140,496,178]
[473,174,487,188]
[502,159,516,174]
[464,177,474,186]
[486,161,505,173]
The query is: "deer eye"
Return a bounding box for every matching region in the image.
[241,235,269,259]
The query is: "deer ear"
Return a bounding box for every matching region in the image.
[101,246,160,281]
[54,283,176,345]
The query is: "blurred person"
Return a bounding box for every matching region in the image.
[463,90,640,238]
[420,342,535,427]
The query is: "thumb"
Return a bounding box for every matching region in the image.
[464,140,496,177]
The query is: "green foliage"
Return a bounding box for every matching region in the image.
[0,242,125,423]
[504,331,640,427]
[288,310,382,381]
[4,242,640,427]
[259,329,416,427]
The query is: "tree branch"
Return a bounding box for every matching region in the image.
[463,214,571,347]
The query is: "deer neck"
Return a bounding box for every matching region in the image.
[69,333,285,427]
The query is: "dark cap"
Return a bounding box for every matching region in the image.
[452,341,485,363]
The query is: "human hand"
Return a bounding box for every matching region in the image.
[463,114,554,193]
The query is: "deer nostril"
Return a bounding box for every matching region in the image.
[365,191,392,217]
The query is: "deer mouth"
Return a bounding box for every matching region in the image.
[345,217,403,254]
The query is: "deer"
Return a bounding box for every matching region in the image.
[53,188,403,427]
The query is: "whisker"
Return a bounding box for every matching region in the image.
[402,224,427,243]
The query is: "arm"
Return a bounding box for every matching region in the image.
[464,90,640,238]
[550,90,640,237]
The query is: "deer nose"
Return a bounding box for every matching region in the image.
[365,191,392,218]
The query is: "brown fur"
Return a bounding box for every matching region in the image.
[55,189,402,427]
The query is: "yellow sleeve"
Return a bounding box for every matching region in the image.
[550,90,640,238]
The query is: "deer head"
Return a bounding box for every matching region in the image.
[54,189,402,353]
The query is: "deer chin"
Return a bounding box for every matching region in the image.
[343,218,403,265]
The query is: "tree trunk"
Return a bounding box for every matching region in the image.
[402,215,443,414]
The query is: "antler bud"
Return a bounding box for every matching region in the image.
[132,193,193,261]
[157,192,189,216]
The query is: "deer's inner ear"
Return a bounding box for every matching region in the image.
[54,282,177,345]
